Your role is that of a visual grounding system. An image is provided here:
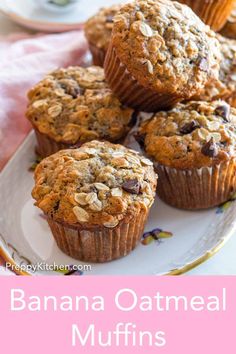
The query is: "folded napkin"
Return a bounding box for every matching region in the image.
[0,30,88,171]
[0,30,88,274]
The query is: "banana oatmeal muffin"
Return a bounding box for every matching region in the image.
[178,0,234,31]
[26,66,135,157]
[84,4,121,66]
[104,0,221,112]
[196,35,236,108]
[32,140,157,262]
[136,101,236,209]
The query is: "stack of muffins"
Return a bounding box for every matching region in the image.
[27,0,236,263]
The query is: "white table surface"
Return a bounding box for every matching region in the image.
[0,6,235,276]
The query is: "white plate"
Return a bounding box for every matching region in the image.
[0,0,127,32]
[0,132,236,276]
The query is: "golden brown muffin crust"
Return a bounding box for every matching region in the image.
[26,66,134,144]
[197,35,236,104]
[138,101,236,169]
[32,140,157,227]
[84,5,121,50]
[110,0,220,97]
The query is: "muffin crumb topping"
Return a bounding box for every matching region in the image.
[110,0,220,97]
[138,101,236,169]
[32,141,157,227]
[26,66,134,145]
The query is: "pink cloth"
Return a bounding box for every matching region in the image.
[0,30,88,170]
[0,30,88,274]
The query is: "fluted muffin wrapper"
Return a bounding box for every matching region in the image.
[155,160,236,210]
[34,128,83,158]
[46,206,149,263]
[220,20,236,39]
[33,127,129,158]
[89,43,106,67]
[104,45,182,112]
[180,0,234,31]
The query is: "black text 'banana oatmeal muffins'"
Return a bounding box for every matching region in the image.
[104,0,221,112]
[32,140,157,262]
[84,5,121,66]
[26,66,135,157]
[136,101,236,210]
[195,35,236,108]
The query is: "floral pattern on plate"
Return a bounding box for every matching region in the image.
[141,228,173,246]
[216,193,236,214]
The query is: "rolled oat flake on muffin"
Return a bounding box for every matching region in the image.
[104,0,221,112]
[137,100,236,209]
[32,140,157,262]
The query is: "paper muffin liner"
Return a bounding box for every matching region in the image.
[34,128,83,158]
[155,160,236,210]
[104,45,181,112]
[220,18,236,39]
[34,127,131,158]
[180,0,234,31]
[89,43,106,67]
[46,206,149,263]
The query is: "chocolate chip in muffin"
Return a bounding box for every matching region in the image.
[214,105,230,122]
[128,111,138,127]
[106,15,113,23]
[134,132,145,148]
[32,140,157,234]
[198,57,209,72]
[180,121,200,135]
[105,0,221,112]
[201,138,219,157]
[138,101,236,171]
[122,179,141,194]
[27,66,135,151]
[60,82,84,98]
[53,200,60,212]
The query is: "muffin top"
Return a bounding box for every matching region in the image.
[84,5,120,51]
[26,66,134,144]
[110,0,220,97]
[138,101,236,169]
[32,140,157,227]
[197,35,236,103]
